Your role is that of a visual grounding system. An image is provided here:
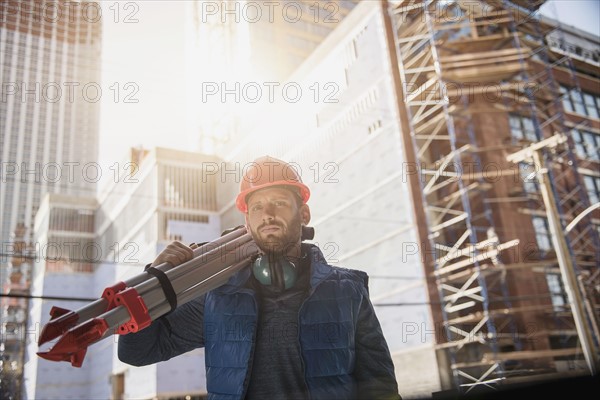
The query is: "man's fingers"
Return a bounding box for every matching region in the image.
[163,254,186,267]
[166,241,194,259]
[169,241,194,257]
[151,241,195,267]
[165,247,193,264]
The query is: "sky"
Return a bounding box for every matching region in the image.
[540,0,599,36]
[96,0,600,181]
[97,2,188,169]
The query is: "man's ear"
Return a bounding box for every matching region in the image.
[300,204,311,225]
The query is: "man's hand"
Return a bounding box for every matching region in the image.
[150,241,199,268]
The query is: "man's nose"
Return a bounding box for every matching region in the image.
[263,203,276,219]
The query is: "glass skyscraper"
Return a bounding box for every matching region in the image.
[0,2,102,398]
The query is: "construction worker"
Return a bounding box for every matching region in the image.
[118,156,401,400]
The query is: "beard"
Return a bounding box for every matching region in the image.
[250,213,303,256]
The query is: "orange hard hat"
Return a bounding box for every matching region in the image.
[236,156,310,213]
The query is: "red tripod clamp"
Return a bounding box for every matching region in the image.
[101,281,127,310]
[114,287,152,334]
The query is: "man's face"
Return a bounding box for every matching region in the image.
[245,187,310,255]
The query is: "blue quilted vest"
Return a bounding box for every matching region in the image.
[204,245,368,400]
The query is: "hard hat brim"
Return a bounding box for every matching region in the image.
[236,181,310,213]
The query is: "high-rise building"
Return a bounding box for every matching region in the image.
[26,148,223,399]
[0,1,102,398]
[244,0,359,81]
[186,0,358,154]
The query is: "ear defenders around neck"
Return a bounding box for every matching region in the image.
[252,253,297,291]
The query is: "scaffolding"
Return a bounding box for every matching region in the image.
[0,224,32,400]
[387,0,599,393]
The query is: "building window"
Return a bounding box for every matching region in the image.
[583,93,600,119]
[572,129,600,161]
[509,114,538,142]
[561,85,600,119]
[545,273,567,311]
[519,162,539,194]
[532,216,552,252]
[582,174,600,205]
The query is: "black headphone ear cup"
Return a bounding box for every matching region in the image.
[253,256,272,286]
[281,261,298,289]
[252,256,298,290]
[271,257,285,290]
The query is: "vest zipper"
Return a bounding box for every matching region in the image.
[240,291,258,400]
[299,252,335,400]
[298,299,311,400]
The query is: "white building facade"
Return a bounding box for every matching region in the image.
[26,148,223,399]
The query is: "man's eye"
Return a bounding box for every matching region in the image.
[250,204,262,212]
[274,201,286,207]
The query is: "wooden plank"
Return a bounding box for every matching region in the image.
[403,44,432,69]
[417,118,447,159]
[421,169,520,180]
[441,47,527,63]
[434,240,519,276]
[443,63,525,80]
[442,33,509,47]
[391,1,423,14]
[432,182,489,207]
[450,348,582,369]
[445,304,562,325]
[433,17,512,34]
[439,263,498,284]
[443,53,528,70]
[440,261,557,284]
[413,108,445,134]
[448,359,504,369]
[482,348,581,362]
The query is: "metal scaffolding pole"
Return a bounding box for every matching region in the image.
[507,134,599,375]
